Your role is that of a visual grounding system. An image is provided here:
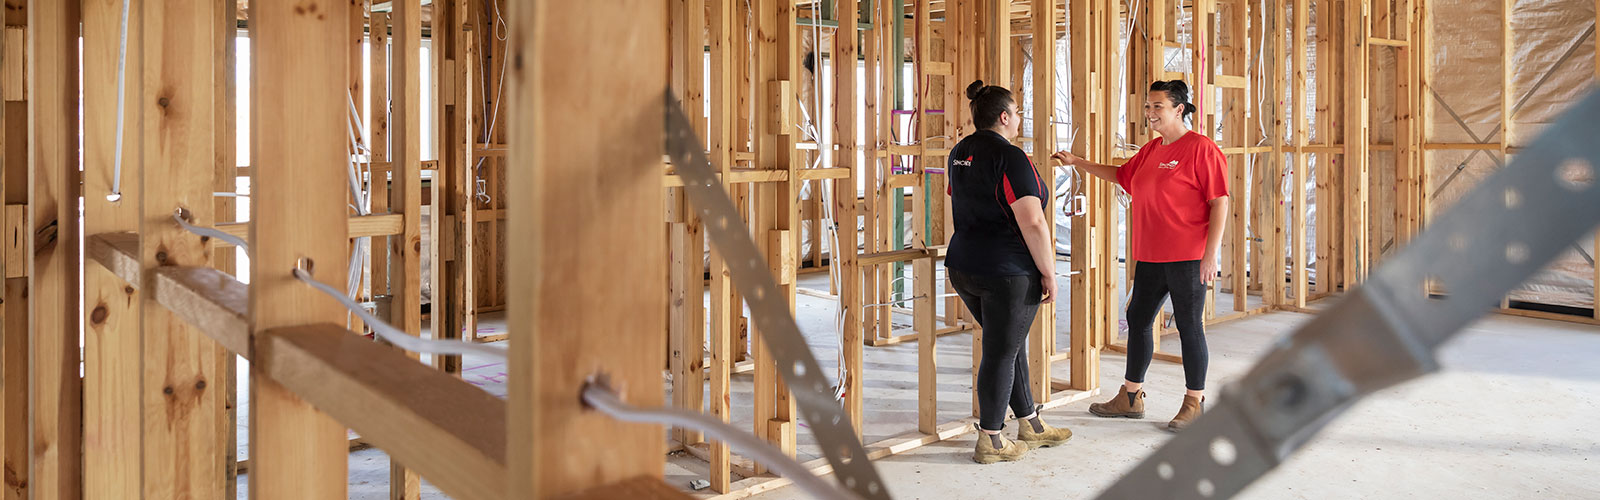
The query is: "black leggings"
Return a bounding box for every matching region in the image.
[1124,260,1209,391]
[949,269,1041,431]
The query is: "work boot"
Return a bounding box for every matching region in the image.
[972,425,1029,464]
[1167,395,1205,432]
[1088,389,1146,419]
[1017,406,1074,448]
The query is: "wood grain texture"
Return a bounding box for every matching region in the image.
[247,0,351,498]
[28,0,83,495]
[506,0,667,496]
[261,325,506,500]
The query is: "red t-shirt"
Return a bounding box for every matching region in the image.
[1116,131,1230,263]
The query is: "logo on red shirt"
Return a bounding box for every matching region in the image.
[1158,160,1180,170]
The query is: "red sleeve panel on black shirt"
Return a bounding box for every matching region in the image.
[1001,149,1044,205]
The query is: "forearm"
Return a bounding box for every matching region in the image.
[1020,221,1056,277]
[1204,196,1230,258]
[1076,161,1120,183]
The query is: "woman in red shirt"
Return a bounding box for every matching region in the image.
[1053,80,1230,432]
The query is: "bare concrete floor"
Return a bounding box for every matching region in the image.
[235,272,1600,499]
[747,310,1600,500]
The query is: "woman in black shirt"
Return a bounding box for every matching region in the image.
[946,80,1074,464]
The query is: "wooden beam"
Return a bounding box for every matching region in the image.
[506,0,667,496]
[260,325,506,500]
[29,0,83,495]
[210,213,406,246]
[150,267,251,357]
[247,0,351,496]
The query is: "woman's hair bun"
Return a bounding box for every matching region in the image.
[966,80,986,100]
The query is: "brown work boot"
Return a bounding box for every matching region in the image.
[1088,389,1146,419]
[1017,406,1074,448]
[972,425,1029,464]
[1167,395,1205,432]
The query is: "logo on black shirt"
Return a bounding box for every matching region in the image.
[952,155,974,167]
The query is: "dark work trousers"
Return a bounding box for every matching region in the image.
[949,269,1042,431]
[1123,260,1209,391]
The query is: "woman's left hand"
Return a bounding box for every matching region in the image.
[1199,254,1220,283]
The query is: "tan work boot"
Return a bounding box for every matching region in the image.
[1017,406,1073,448]
[972,425,1029,464]
[1088,389,1146,419]
[1167,395,1204,432]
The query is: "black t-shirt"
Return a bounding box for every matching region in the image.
[945,130,1048,277]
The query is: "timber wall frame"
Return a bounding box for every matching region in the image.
[665,0,1595,496]
[0,0,1590,499]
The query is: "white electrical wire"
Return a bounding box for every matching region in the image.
[173,212,248,249]
[107,0,132,202]
[581,383,856,500]
[293,267,509,359]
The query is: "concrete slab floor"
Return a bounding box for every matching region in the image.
[233,278,1599,499]
[747,311,1600,500]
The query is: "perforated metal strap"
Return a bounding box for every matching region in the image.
[1096,91,1600,500]
[664,91,889,500]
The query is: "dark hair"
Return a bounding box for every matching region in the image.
[1150,80,1197,118]
[965,80,1015,130]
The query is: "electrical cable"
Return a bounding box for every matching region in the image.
[107,0,132,202]
[293,267,509,360]
[581,382,857,500]
[173,211,248,250]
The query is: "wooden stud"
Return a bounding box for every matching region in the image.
[834,0,865,438]
[214,1,240,491]
[139,0,228,496]
[706,0,737,490]
[1028,0,1057,404]
[1263,0,1284,307]
[1345,0,1371,286]
[0,27,21,102]
[29,0,83,495]
[1232,0,1249,311]
[668,0,707,449]
[389,0,425,496]
[82,0,142,494]
[370,11,391,318]
[1393,0,1415,254]
[915,256,937,433]
[432,0,472,375]
[505,0,667,496]
[1292,0,1309,307]
[1067,0,1097,392]
[1,4,28,498]
[246,0,351,497]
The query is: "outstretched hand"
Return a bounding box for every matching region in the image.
[1051,150,1084,168]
